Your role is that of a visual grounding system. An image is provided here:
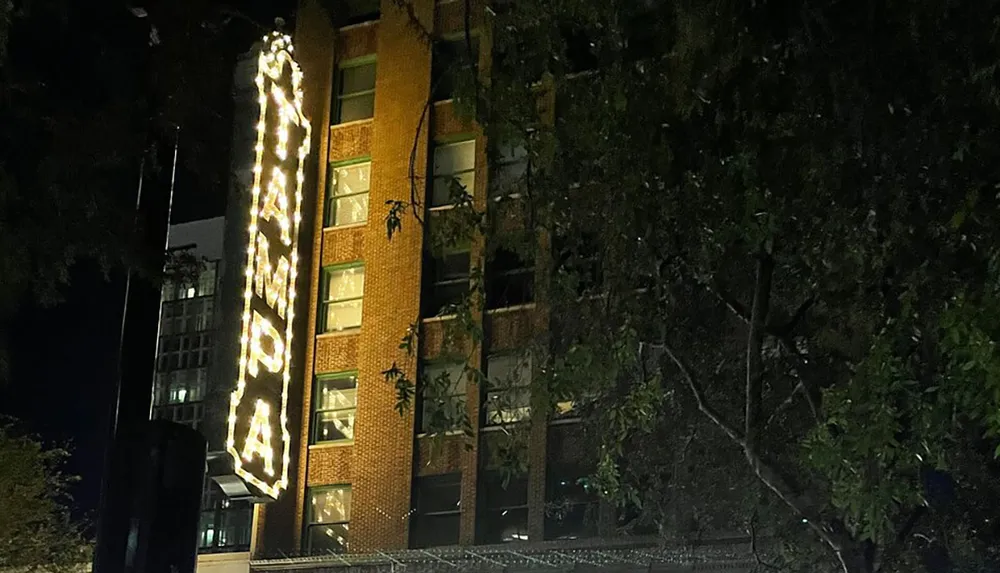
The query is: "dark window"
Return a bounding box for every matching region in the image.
[410,474,462,548]
[486,248,534,309]
[490,141,529,199]
[477,471,529,543]
[544,466,598,540]
[306,486,352,554]
[432,37,480,101]
[561,26,598,74]
[422,250,470,316]
[334,62,376,124]
[331,0,380,25]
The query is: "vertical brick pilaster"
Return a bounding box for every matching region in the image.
[292,0,337,552]
[349,0,434,552]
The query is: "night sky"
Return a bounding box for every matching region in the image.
[0,0,294,524]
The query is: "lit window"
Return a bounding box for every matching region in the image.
[334,62,376,124]
[410,474,461,548]
[320,264,365,332]
[326,161,370,227]
[486,248,534,309]
[419,361,467,434]
[197,263,218,297]
[313,373,358,443]
[306,486,352,554]
[484,353,531,426]
[430,140,476,208]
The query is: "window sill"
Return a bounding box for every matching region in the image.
[549,417,582,426]
[316,328,361,339]
[485,303,537,315]
[338,19,379,32]
[309,440,354,450]
[481,421,530,432]
[330,117,374,130]
[416,430,466,439]
[323,222,367,232]
[421,313,457,324]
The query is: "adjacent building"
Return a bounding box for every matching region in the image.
[154,217,254,568]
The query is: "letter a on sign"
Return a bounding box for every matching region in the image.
[242,400,276,476]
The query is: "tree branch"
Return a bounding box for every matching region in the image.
[660,343,744,444]
[875,506,926,573]
[745,254,774,448]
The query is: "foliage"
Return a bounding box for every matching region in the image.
[387,0,1000,569]
[0,419,90,571]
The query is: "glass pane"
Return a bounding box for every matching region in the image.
[487,354,531,388]
[431,170,475,207]
[197,264,217,296]
[414,474,461,514]
[324,299,363,331]
[479,508,528,544]
[339,63,376,94]
[307,523,349,554]
[433,141,476,176]
[411,513,460,548]
[423,362,466,396]
[316,375,358,411]
[485,388,532,425]
[311,487,352,523]
[332,162,371,196]
[315,409,355,442]
[338,94,374,123]
[424,280,467,316]
[434,252,470,282]
[326,267,365,302]
[333,194,369,226]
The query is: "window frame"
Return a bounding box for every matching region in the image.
[486,247,535,309]
[483,352,532,427]
[319,262,366,333]
[410,473,462,548]
[334,57,377,124]
[417,360,468,434]
[325,158,372,228]
[429,138,477,211]
[305,485,353,554]
[312,371,359,444]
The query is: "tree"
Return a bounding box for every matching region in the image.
[0,419,89,571]
[383,0,1000,571]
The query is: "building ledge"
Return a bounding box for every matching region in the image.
[250,536,767,572]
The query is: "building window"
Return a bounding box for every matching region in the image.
[545,465,598,540]
[486,248,534,309]
[159,298,214,337]
[410,474,461,548]
[432,37,479,101]
[484,353,531,426]
[422,250,470,316]
[313,372,358,443]
[320,264,365,332]
[306,486,352,554]
[334,61,376,124]
[477,471,529,543]
[162,261,218,301]
[326,161,370,227]
[198,482,252,553]
[419,361,467,434]
[156,332,213,371]
[430,140,476,209]
[490,142,528,199]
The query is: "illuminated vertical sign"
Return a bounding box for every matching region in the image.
[227,32,311,499]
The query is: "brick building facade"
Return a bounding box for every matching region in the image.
[212,1,761,571]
